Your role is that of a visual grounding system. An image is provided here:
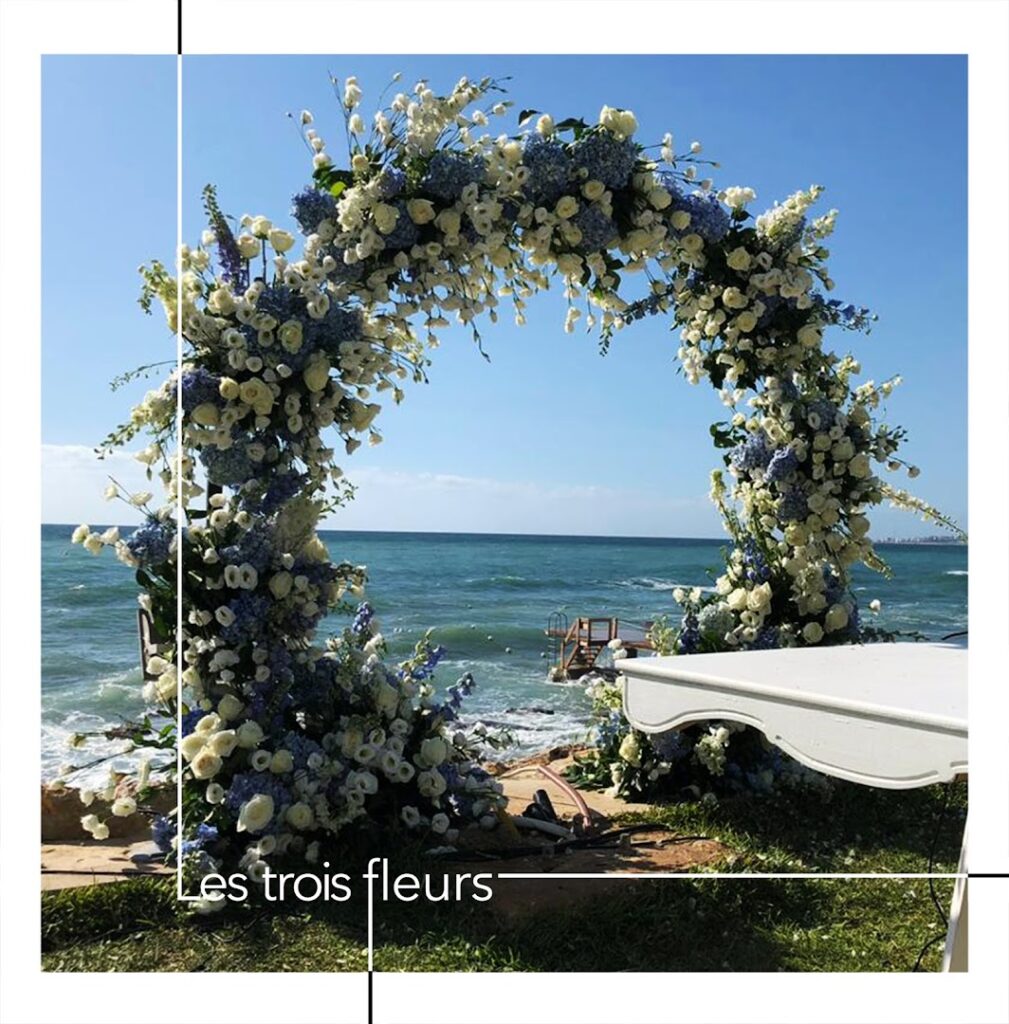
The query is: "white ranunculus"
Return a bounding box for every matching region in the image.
[206,782,225,804]
[270,750,295,773]
[236,793,275,833]
[802,621,824,644]
[71,524,90,544]
[407,198,436,224]
[268,228,295,252]
[824,604,850,633]
[286,802,315,830]
[431,812,450,835]
[401,806,421,828]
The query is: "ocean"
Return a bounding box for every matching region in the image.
[41,524,968,784]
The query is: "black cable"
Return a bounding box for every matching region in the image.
[911,781,959,971]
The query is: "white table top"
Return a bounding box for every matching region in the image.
[616,640,966,735]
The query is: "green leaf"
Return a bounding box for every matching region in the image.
[329,181,346,198]
[517,108,539,125]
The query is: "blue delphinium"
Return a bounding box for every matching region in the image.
[765,446,799,483]
[677,609,700,654]
[421,151,485,201]
[180,368,222,412]
[674,190,730,243]
[403,643,447,682]
[256,282,299,324]
[281,729,325,770]
[573,205,618,252]
[570,131,638,189]
[748,625,780,650]
[521,135,572,204]
[730,433,773,473]
[742,537,772,584]
[291,187,338,235]
[351,602,375,636]
[125,517,174,567]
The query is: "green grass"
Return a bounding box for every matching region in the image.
[41,781,965,973]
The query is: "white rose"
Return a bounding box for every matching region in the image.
[555,195,578,219]
[236,793,275,833]
[270,750,295,773]
[726,247,752,272]
[208,729,238,758]
[401,806,421,828]
[179,733,205,762]
[236,720,265,749]
[430,812,450,835]
[217,694,245,721]
[206,782,225,804]
[824,604,850,633]
[191,749,223,779]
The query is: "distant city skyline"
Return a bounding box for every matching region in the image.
[42,55,967,538]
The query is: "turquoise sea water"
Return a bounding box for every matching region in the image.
[41,524,967,782]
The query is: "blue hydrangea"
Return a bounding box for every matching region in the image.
[220,527,274,574]
[573,205,618,252]
[181,708,206,737]
[674,190,730,243]
[200,444,255,487]
[651,728,690,763]
[180,822,219,856]
[325,246,365,284]
[374,167,406,199]
[570,131,638,189]
[256,283,299,323]
[521,135,572,204]
[748,626,780,651]
[306,302,362,354]
[180,368,221,412]
[765,447,799,483]
[124,518,174,567]
[281,729,325,771]
[220,592,273,645]
[778,490,809,523]
[258,471,308,516]
[224,772,291,833]
[697,602,735,642]
[380,200,419,250]
[291,187,337,235]
[806,399,837,429]
[151,815,176,853]
[731,434,773,473]
[421,151,485,202]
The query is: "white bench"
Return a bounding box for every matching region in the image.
[616,640,967,970]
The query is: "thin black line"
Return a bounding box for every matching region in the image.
[177,0,182,55]
[367,969,374,1024]
[968,872,1009,878]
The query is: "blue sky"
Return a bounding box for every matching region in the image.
[43,54,966,537]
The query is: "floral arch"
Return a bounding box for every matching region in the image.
[71,74,956,900]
